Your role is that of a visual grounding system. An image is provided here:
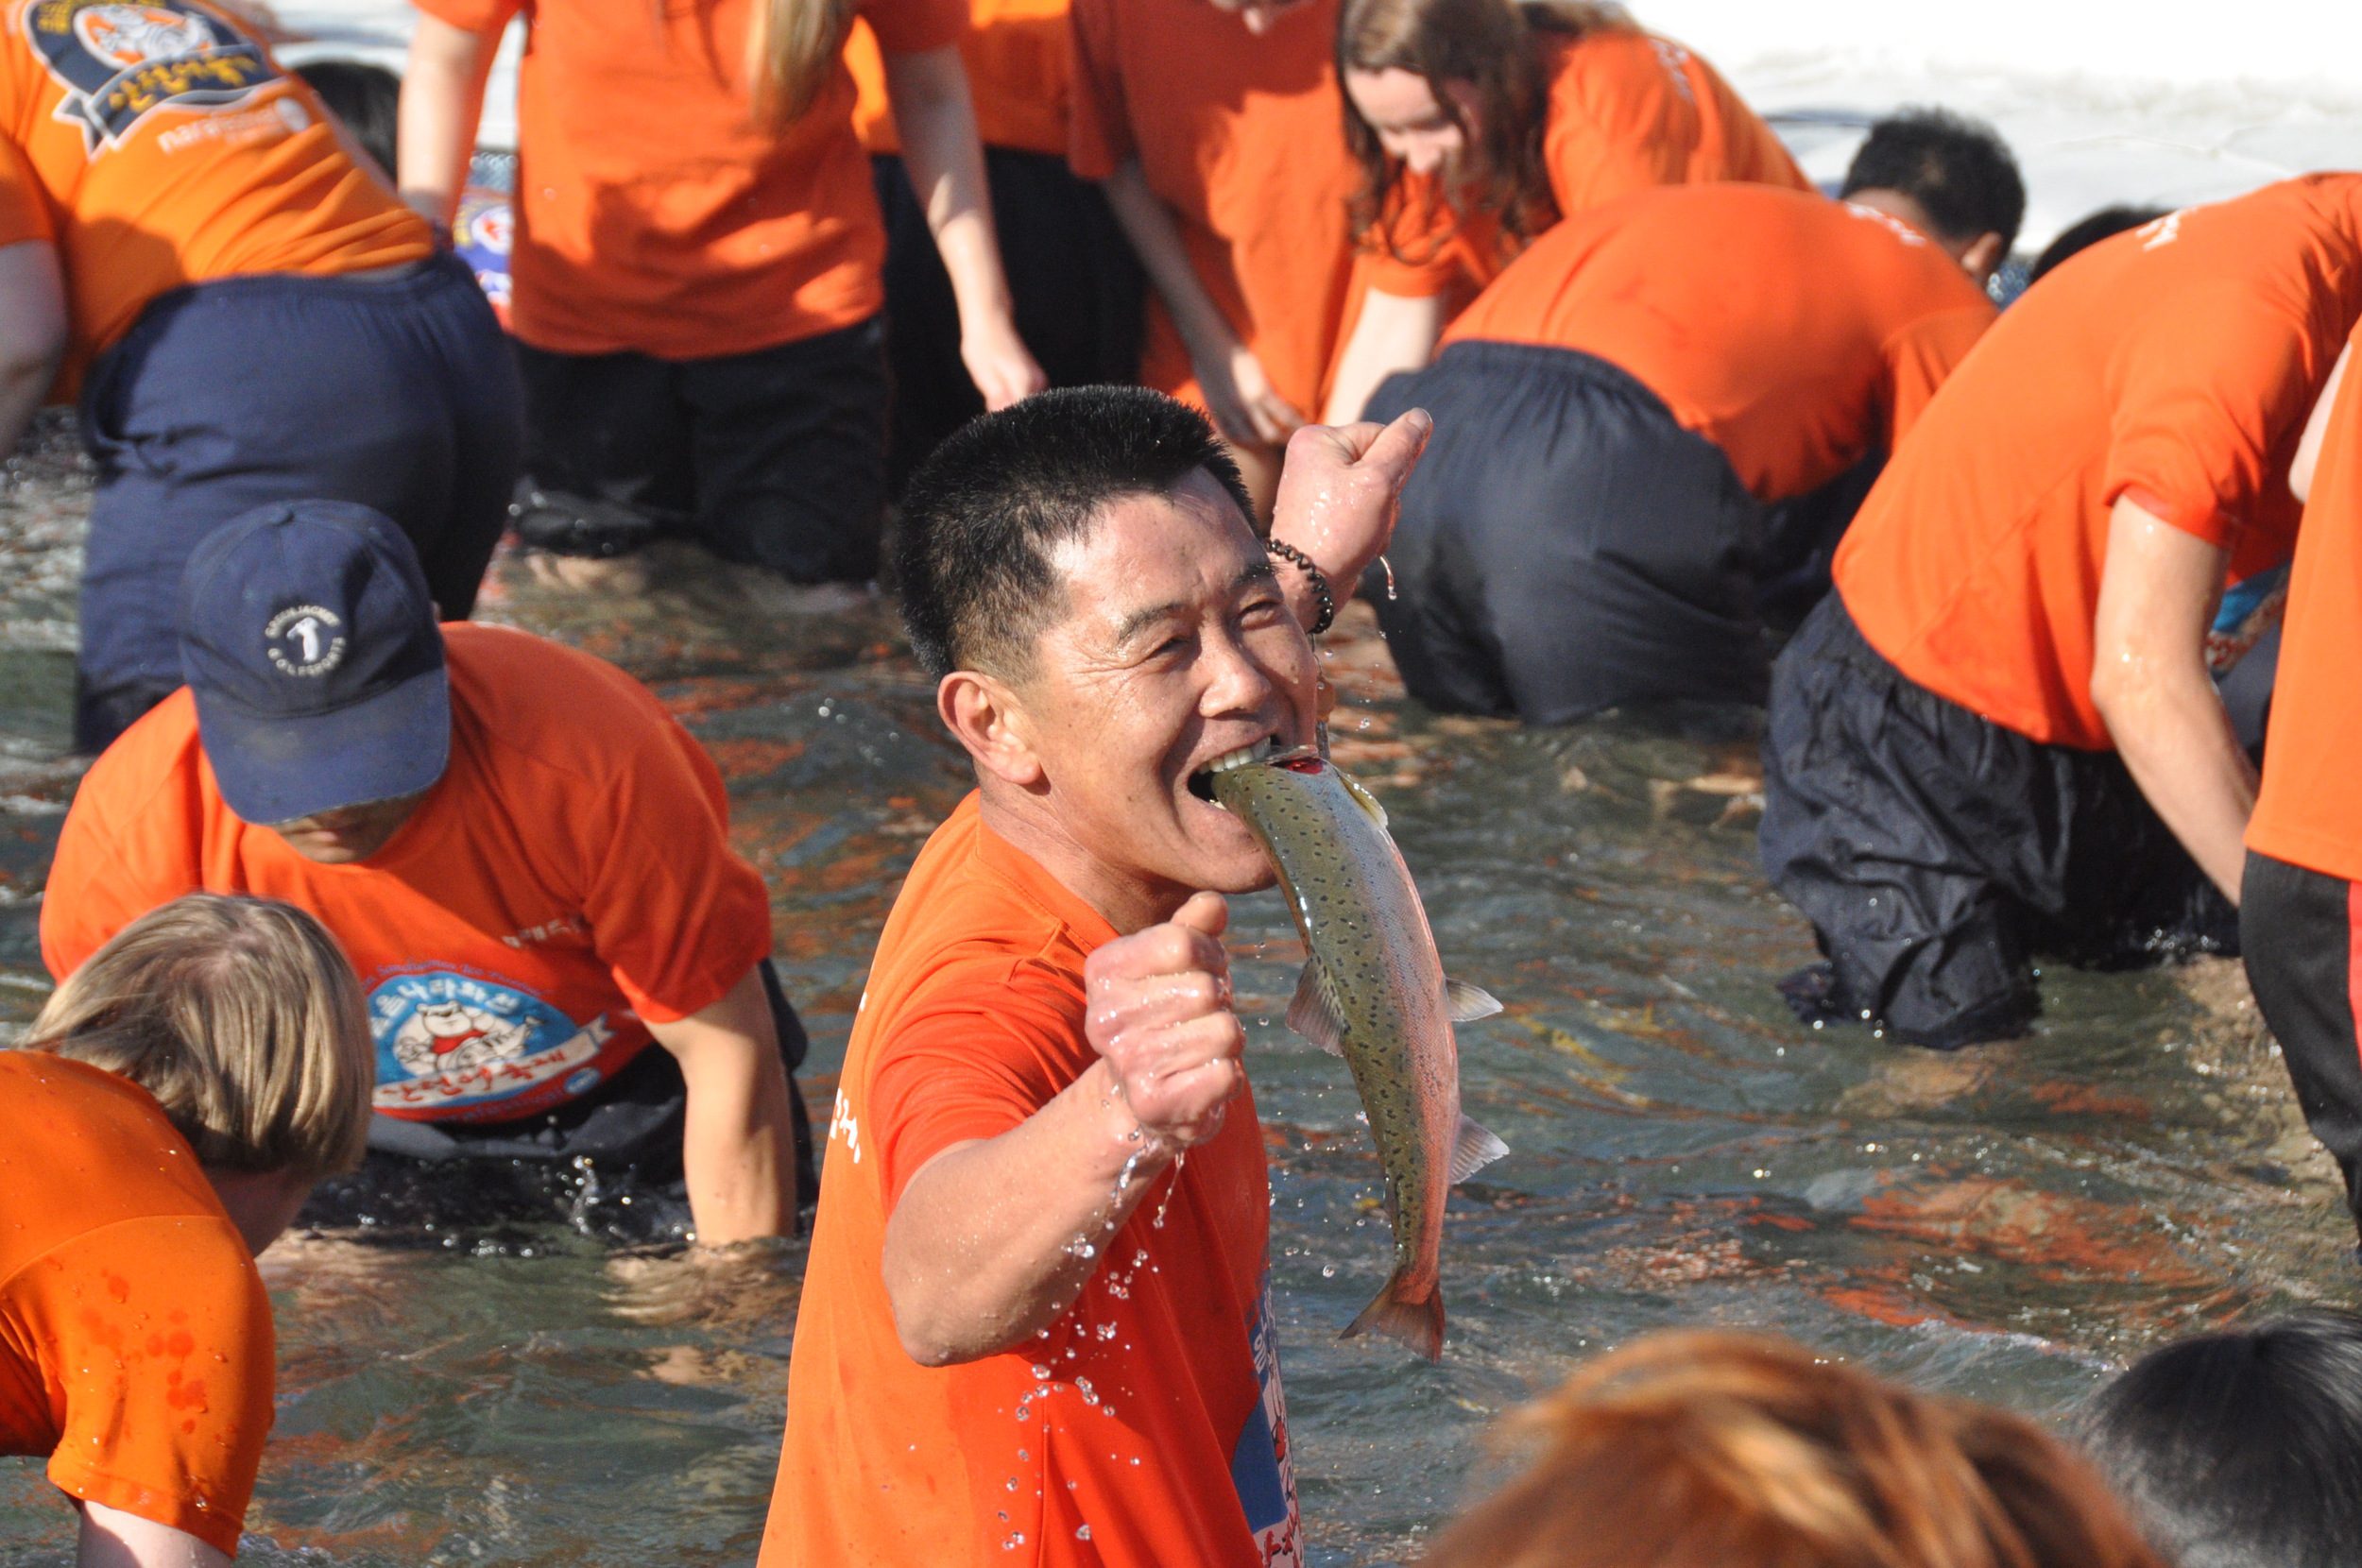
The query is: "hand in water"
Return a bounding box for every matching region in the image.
[606,1236,803,1329]
[962,314,1049,411]
[1084,891,1244,1155]
[1194,338,1306,448]
[1270,408,1435,598]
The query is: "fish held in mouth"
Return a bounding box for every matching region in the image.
[1205,746,1507,1361]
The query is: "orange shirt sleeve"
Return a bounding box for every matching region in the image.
[1063,0,1130,181]
[1539,58,1691,217]
[24,1217,274,1556]
[0,145,53,248]
[861,0,968,58]
[868,969,1085,1208]
[408,0,524,41]
[1356,176,1467,299]
[577,709,774,1025]
[2104,282,2326,550]
[1882,304,1997,450]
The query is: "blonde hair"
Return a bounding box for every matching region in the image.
[1420,1331,2165,1568]
[746,0,859,128]
[22,894,375,1179]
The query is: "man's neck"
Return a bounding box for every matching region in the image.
[974,780,1184,936]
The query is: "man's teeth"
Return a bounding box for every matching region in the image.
[1202,738,1275,776]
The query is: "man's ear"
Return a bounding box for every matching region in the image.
[1958,230,2008,287]
[939,669,1046,789]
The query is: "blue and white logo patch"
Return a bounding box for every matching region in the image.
[367,969,616,1115]
[24,0,280,153]
[264,603,345,677]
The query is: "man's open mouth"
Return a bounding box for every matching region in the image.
[1187,734,1281,803]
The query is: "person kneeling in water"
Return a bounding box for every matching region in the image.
[1365,111,2018,724]
[40,500,813,1244]
[3,893,375,1566]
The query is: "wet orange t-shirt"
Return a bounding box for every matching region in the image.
[1833,175,2362,752]
[1068,0,1356,424]
[0,1053,274,1556]
[413,0,965,360]
[847,0,1069,159]
[1444,184,1995,502]
[0,0,431,396]
[1359,27,1807,315]
[767,794,1299,1568]
[2249,321,2362,882]
[41,623,773,1126]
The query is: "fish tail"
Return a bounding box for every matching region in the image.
[1342,1268,1445,1362]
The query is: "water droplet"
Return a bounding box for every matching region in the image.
[1076,1525,1093,1541]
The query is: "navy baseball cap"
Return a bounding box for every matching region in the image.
[178,501,452,826]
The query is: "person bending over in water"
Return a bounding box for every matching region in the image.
[767,387,1429,1567]
[2,893,374,1567]
[1362,135,2011,724]
[0,4,519,755]
[1419,1330,2164,1568]
[40,501,813,1246]
[2078,1312,2362,1567]
[1760,174,2362,1048]
[1322,0,1809,425]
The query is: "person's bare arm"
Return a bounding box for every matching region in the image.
[398,11,504,225]
[881,893,1242,1366]
[1320,288,1445,425]
[646,966,799,1246]
[0,237,65,460]
[1101,158,1301,446]
[1266,409,1433,627]
[2289,343,2353,503]
[77,1502,231,1568]
[883,45,1045,409]
[2089,494,2252,902]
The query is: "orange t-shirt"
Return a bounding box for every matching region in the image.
[2249,321,2362,881]
[0,1054,274,1556]
[847,0,1069,159]
[1834,174,2362,752]
[1360,27,1807,313]
[413,0,965,360]
[41,623,773,1126]
[1068,0,1356,424]
[766,794,1298,1568]
[0,0,431,396]
[1443,184,1995,502]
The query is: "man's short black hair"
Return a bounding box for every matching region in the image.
[1841,108,2026,258]
[2028,205,2171,285]
[2077,1311,2362,1568]
[897,386,1254,680]
[296,60,402,182]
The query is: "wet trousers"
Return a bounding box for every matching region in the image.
[2242,852,2362,1243]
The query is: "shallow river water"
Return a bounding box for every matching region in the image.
[3,418,2357,1565]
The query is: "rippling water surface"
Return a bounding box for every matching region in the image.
[4,417,2355,1565]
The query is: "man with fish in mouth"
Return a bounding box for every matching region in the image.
[768,386,1435,1568]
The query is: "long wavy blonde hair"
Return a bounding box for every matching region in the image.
[747,0,862,127]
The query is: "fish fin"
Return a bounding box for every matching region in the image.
[1336,767,1389,829]
[1341,1268,1445,1362]
[1446,980,1503,1023]
[1448,1116,1510,1184]
[1287,959,1349,1056]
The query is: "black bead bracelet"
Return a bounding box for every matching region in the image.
[1265,537,1335,637]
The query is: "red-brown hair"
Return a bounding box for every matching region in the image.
[1338,0,1629,262]
[1419,1332,2166,1568]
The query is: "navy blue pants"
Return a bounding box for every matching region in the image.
[77,251,522,753]
[1364,342,1768,724]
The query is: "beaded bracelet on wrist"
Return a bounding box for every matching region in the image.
[1264,537,1335,637]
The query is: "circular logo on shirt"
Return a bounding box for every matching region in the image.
[265,605,346,677]
[24,0,281,153]
[367,971,619,1116]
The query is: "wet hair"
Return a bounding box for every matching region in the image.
[2028,205,2171,285]
[1840,108,2026,258]
[2076,1313,2362,1567]
[1339,0,1632,261]
[295,59,402,181]
[1418,1330,2165,1568]
[23,894,375,1180]
[896,386,1253,681]
[747,0,859,127]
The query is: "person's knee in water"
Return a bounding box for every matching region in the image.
[40,499,815,1247]
[6,892,374,1568]
[2078,1313,2362,1568]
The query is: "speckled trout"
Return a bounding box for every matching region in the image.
[1207,745,1507,1361]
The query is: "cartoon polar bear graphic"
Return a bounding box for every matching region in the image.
[73,6,214,68]
[390,998,533,1077]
